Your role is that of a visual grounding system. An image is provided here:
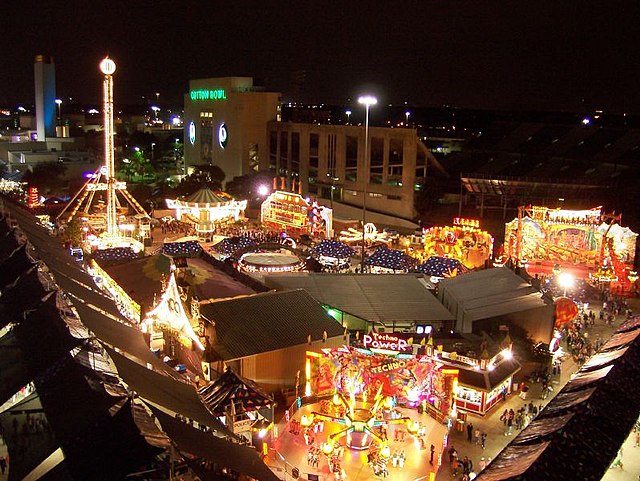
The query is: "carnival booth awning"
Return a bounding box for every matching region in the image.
[162,240,203,258]
[212,235,257,257]
[414,256,467,278]
[365,246,417,271]
[105,347,232,436]
[310,240,355,260]
[199,367,273,417]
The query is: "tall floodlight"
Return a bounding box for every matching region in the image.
[100,57,117,236]
[358,95,377,273]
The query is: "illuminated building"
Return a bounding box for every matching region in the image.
[183,77,280,181]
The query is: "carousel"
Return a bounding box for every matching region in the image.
[166,188,247,241]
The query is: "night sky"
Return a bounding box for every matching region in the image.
[2,1,640,112]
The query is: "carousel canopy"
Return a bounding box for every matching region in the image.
[310,239,355,260]
[365,247,417,271]
[185,188,234,206]
[414,256,466,277]
[199,367,273,417]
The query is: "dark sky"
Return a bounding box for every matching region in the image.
[2,0,640,112]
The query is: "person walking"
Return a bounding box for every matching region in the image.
[467,422,474,442]
[429,444,435,465]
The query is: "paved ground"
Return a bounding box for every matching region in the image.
[270,402,448,481]
[436,299,640,481]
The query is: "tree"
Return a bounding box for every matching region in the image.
[21,161,67,194]
[414,177,444,218]
[225,171,275,207]
[173,164,225,197]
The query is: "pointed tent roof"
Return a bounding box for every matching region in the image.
[143,271,204,350]
[184,188,234,206]
[199,367,273,417]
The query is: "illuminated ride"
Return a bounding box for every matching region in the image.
[57,57,150,251]
[505,206,638,290]
[305,386,410,453]
[166,188,247,240]
[237,250,304,273]
[261,179,332,238]
[417,218,493,269]
[339,222,392,247]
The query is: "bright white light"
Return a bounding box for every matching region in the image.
[345,110,352,115]
[358,95,378,106]
[257,185,269,196]
[582,117,590,125]
[99,57,116,75]
[88,108,99,114]
[171,116,181,126]
[405,111,410,116]
[55,99,62,106]
[558,272,575,290]
[151,106,160,112]
[258,428,267,438]
[502,348,513,360]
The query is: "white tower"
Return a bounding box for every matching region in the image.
[100,57,117,236]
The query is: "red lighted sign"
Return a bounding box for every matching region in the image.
[453,217,479,228]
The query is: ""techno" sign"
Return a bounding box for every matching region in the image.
[190,89,227,101]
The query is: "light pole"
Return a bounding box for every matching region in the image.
[151,142,156,160]
[405,110,410,127]
[55,99,62,121]
[345,109,352,125]
[358,95,377,273]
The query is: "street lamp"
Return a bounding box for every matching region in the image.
[358,95,377,273]
[345,110,352,125]
[557,272,575,297]
[405,111,410,127]
[151,142,156,160]
[55,99,62,120]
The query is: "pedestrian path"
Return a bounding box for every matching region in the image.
[436,300,634,481]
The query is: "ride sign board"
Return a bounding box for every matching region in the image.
[362,333,413,354]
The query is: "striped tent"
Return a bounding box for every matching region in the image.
[184,188,234,206]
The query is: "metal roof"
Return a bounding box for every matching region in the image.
[264,273,454,323]
[200,289,345,360]
[438,268,549,323]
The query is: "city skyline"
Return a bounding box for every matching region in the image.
[2,1,640,113]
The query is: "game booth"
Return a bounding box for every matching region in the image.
[504,205,638,293]
[418,217,494,269]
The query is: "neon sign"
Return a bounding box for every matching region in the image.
[453,217,480,228]
[362,333,412,354]
[190,89,227,101]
